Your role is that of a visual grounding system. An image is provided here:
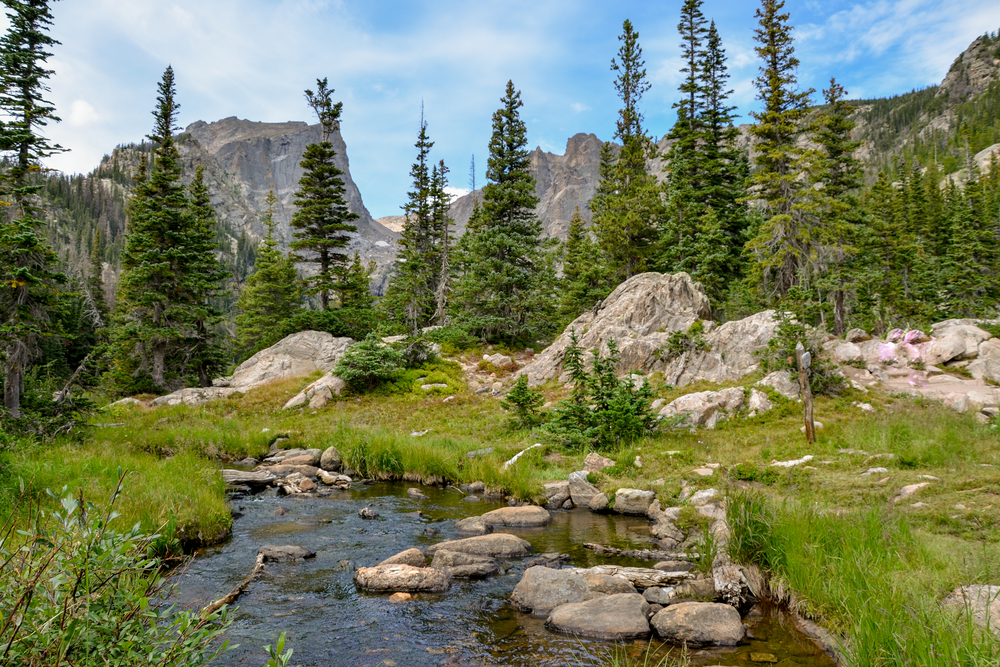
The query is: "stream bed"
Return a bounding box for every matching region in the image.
[172,482,837,667]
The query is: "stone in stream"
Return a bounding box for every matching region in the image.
[588,493,610,512]
[653,560,695,573]
[543,480,570,509]
[460,481,486,494]
[222,469,276,488]
[454,516,494,535]
[354,563,451,593]
[479,505,552,527]
[319,446,342,471]
[545,593,652,640]
[377,548,427,568]
[425,533,531,558]
[509,566,637,616]
[614,488,657,515]
[258,545,316,562]
[389,592,412,603]
[650,601,745,646]
[259,464,319,478]
[642,587,676,605]
[358,507,379,520]
[523,553,571,569]
[430,550,500,578]
[407,488,429,500]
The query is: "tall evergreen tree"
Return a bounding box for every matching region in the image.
[184,166,228,386]
[235,192,301,357]
[115,67,192,391]
[591,20,661,281]
[556,207,608,326]
[289,78,358,310]
[744,0,814,299]
[430,159,453,326]
[0,0,65,417]
[451,81,553,342]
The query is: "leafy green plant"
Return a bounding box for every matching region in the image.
[659,321,710,362]
[334,334,405,392]
[420,325,480,354]
[263,632,295,667]
[500,375,545,428]
[758,309,845,396]
[730,462,780,485]
[0,472,232,666]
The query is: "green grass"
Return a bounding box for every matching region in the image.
[727,492,1000,666]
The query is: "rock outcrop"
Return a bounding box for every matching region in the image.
[659,387,746,429]
[283,373,346,409]
[518,273,780,388]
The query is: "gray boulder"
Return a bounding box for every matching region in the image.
[614,488,657,515]
[942,585,1000,637]
[543,480,571,509]
[969,339,1000,384]
[568,470,601,507]
[353,563,451,593]
[377,548,427,568]
[258,545,316,562]
[588,493,610,511]
[757,370,799,399]
[231,331,353,391]
[221,469,275,487]
[650,602,745,646]
[480,505,552,527]
[284,373,346,410]
[425,533,532,558]
[430,550,500,578]
[319,446,343,471]
[747,388,773,416]
[642,587,676,605]
[546,593,652,640]
[659,387,745,429]
[454,515,494,535]
[510,566,637,616]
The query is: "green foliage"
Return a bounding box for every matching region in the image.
[500,375,545,428]
[420,325,479,354]
[544,333,657,450]
[729,462,780,485]
[660,320,710,362]
[450,81,556,343]
[334,334,406,393]
[0,475,232,666]
[557,207,611,327]
[758,308,845,396]
[236,192,303,358]
[263,633,294,667]
[289,78,359,310]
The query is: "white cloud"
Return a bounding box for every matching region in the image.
[444,186,470,201]
[67,99,100,127]
[571,102,590,113]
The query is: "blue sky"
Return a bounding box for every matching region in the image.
[43,0,1000,218]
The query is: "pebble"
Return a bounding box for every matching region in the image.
[954,503,968,510]
[911,502,929,508]
[389,592,412,603]
[861,467,889,476]
[463,495,481,502]
[693,468,714,477]
[274,507,287,516]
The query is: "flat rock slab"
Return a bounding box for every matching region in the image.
[258,545,316,562]
[651,601,745,646]
[942,585,1000,637]
[222,470,275,486]
[510,566,636,616]
[480,505,552,527]
[377,548,427,568]
[354,564,451,593]
[430,550,500,578]
[546,593,651,640]
[426,533,531,558]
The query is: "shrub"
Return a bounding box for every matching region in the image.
[420,325,480,354]
[758,309,845,397]
[543,332,657,450]
[0,473,232,667]
[334,334,405,392]
[659,320,710,362]
[500,375,545,428]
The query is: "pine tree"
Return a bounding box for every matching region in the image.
[591,20,661,281]
[690,207,730,301]
[235,192,301,357]
[430,159,453,326]
[744,0,814,299]
[289,78,358,310]
[341,251,375,311]
[0,0,65,417]
[557,208,608,326]
[115,67,192,391]
[183,166,228,386]
[450,81,554,343]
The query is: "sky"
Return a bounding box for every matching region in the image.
[39,0,1000,219]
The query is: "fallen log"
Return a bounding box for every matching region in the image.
[583,543,695,562]
[221,469,276,487]
[574,564,695,588]
[200,552,266,619]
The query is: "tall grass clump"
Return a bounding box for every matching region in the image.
[727,491,1000,666]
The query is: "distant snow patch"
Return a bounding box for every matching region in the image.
[375,241,390,248]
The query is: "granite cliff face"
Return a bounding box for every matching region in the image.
[183,117,399,292]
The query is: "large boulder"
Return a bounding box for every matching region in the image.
[614,489,657,515]
[659,387,745,429]
[546,593,652,640]
[480,506,552,527]
[543,481,571,510]
[231,331,354,390]
[650,602,745,646]
[568,470,602,508]
[151,387,243,407]
[924,324,992,366]
[425,533,532,558]
[221,469,275,487]
[319,446,343,471]
[757,371,799,399]
[517,273,712,385]
[353,563,451,593]
[510,566,637,616]
[969,339,1000,384]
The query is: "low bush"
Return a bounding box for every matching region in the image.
[500,375,545,428]
[334,334,406,393]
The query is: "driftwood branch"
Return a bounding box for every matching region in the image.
[54,353,92,406]
[575,564,696,588]
[200,552,265,619]
[583,543,695,562]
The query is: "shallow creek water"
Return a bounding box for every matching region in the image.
[172,482,836,667]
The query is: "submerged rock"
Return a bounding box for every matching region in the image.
[454,515,494,535]
[258,545,316,562]
[546,593,652,640]
[430,550,500,578]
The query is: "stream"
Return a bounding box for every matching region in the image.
[171,482,837,667]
